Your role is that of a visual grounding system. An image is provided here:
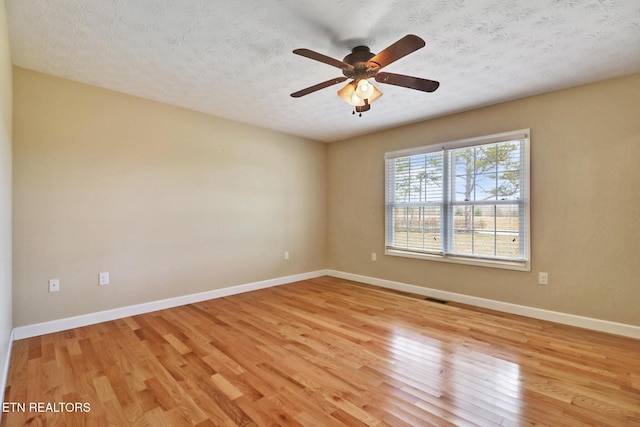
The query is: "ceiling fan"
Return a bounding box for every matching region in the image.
[290,34,439,115]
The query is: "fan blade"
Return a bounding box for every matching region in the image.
[368,34,425,69]
[375,72,439,92]
[293,48,354,71]
[290,77,348,98]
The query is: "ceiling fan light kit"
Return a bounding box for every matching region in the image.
[337,79,382,107]
[291,35,439,116]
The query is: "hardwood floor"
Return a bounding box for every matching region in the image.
[2,276,640,426]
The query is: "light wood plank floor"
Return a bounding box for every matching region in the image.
[2,276,640,426]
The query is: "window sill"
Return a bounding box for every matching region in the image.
[385,248,530,271]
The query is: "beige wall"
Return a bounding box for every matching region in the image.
[10,64,640,329]
[328,73,640,326]
[12,67,327,327]
[0,0,13,395]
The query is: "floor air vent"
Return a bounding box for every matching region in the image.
[424,297,448,304]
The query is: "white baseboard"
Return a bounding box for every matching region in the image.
[0,328,15,423]
[12,269,640,341]
[326,270,640,339]
[12,270,328,340]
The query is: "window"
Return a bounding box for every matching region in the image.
[385,129,530,270]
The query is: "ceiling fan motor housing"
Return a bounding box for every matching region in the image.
[342,46,379,79]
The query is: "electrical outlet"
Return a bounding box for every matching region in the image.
[99,272,109,286]
[371,252,377,261]
[284,251,289,260]
[49,279,60,293]
[538,272,548,285]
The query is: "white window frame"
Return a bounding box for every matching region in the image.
[384,129,531,271]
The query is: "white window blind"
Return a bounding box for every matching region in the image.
[385,130,530,270]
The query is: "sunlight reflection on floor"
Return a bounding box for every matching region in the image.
[389,328,522,423]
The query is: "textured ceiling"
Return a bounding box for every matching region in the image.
[6,0,640,142]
